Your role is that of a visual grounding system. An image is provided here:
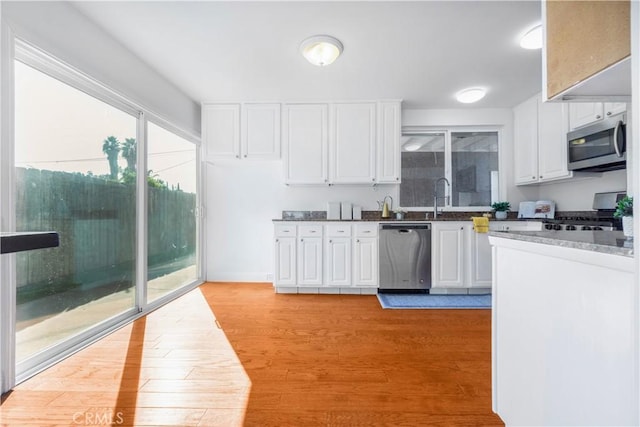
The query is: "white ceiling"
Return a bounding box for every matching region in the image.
[71,1,543,109]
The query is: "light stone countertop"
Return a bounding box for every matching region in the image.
[488,230,633,257]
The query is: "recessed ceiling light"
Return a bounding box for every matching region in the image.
[520,25,542,50]
[456,88,486,104]
[300,35,343,67]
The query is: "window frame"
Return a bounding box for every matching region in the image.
[401,125,504,212]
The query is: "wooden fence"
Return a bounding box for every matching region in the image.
[15,168,196,293]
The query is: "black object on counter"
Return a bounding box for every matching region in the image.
[1,232,59,254]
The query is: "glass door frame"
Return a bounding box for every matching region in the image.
[1,35,203,393]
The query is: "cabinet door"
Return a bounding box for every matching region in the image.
[538,101,572,182]
[568,103,605,130]
[353,237,378,287]
[604,102,626,118]
[282,104,329,184]
[513,95,539,185]
[274,237,296,286]
[325,237,352,287]
[330,103,376,184]
[377,101,402,183]
[202,103,240,160]
[242,103,281,159]
[467,229,492,288]
[432,223,465,288]
[298,236,322,286]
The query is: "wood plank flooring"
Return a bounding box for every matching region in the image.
[1,282,504,426]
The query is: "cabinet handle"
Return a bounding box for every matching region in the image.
[356,239,360,243]
[337,230,345,233]
[363,230,371,233]
[282,230,290,233]
[539,175,543,179]
[310,230,316,233]
[532,176,536,179]
[607,111,612,116]
[236,155,240,159]
[300,238,304,242]
[275,239,279,242]
[596,115,602,119]
[329,239,333,243]
[244,154,247,158]
[396,177,399,181]
[372,178,375,182]
[460,227,464,230]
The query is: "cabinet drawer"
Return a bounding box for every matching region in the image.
[326,224,352,237]
[299,225,323,237]
[274,224,296,237]
[355,223,378,237]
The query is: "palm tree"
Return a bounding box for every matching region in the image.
[102,136,120,180]
[122,138,137,172]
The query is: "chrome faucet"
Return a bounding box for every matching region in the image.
[433,177,450,219]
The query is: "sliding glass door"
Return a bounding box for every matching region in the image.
[13,60,139,363]
[2,41,202,387]
[146,122,198,303]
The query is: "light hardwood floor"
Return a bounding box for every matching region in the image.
[1,282,503,426]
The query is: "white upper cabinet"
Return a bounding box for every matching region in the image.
[283,100,402,185]
[514,93,572,185]
[282,103,329,184]
[568,102,626,130]
[513,95,539,185]
[202,103,240,160]
[377,101,402,183]
[330,102,376,184]
[203,102,281,160]
[537,100,570,182]
[241,103,281,159]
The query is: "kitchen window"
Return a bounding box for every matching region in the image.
[400,129,500,210]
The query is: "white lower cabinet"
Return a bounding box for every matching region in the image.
[432,221,543,289]
[353,224,379,288]
[273,222,379,293]
[297,225,323,286]
[432,223,466,288]
[325,224,352,287]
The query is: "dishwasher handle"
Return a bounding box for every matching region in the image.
[380,223,431,231]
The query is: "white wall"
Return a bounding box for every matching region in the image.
[536,170,627,211]
[1,1,200,136]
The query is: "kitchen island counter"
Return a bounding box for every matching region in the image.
[488,229,636,426]
[488,229,632,257]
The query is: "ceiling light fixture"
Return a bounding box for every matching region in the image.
[300,35,343,67]
[403,141,423,152]
[456,87,486,104]
[520,24,542,50]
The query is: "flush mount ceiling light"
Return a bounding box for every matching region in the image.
[456,87,486,104]
[520,24,542,49]
[403,141,423,152]
[300,35,343,66]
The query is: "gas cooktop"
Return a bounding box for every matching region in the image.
[542,218,615,231]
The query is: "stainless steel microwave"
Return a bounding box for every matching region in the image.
[567,114,626,172]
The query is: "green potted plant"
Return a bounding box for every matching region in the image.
[614,195,633,238]
[491,201,511,220]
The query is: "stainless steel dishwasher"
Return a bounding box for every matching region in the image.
[378,223,431,291]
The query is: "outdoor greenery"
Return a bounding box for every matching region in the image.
[100,135,171,189]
